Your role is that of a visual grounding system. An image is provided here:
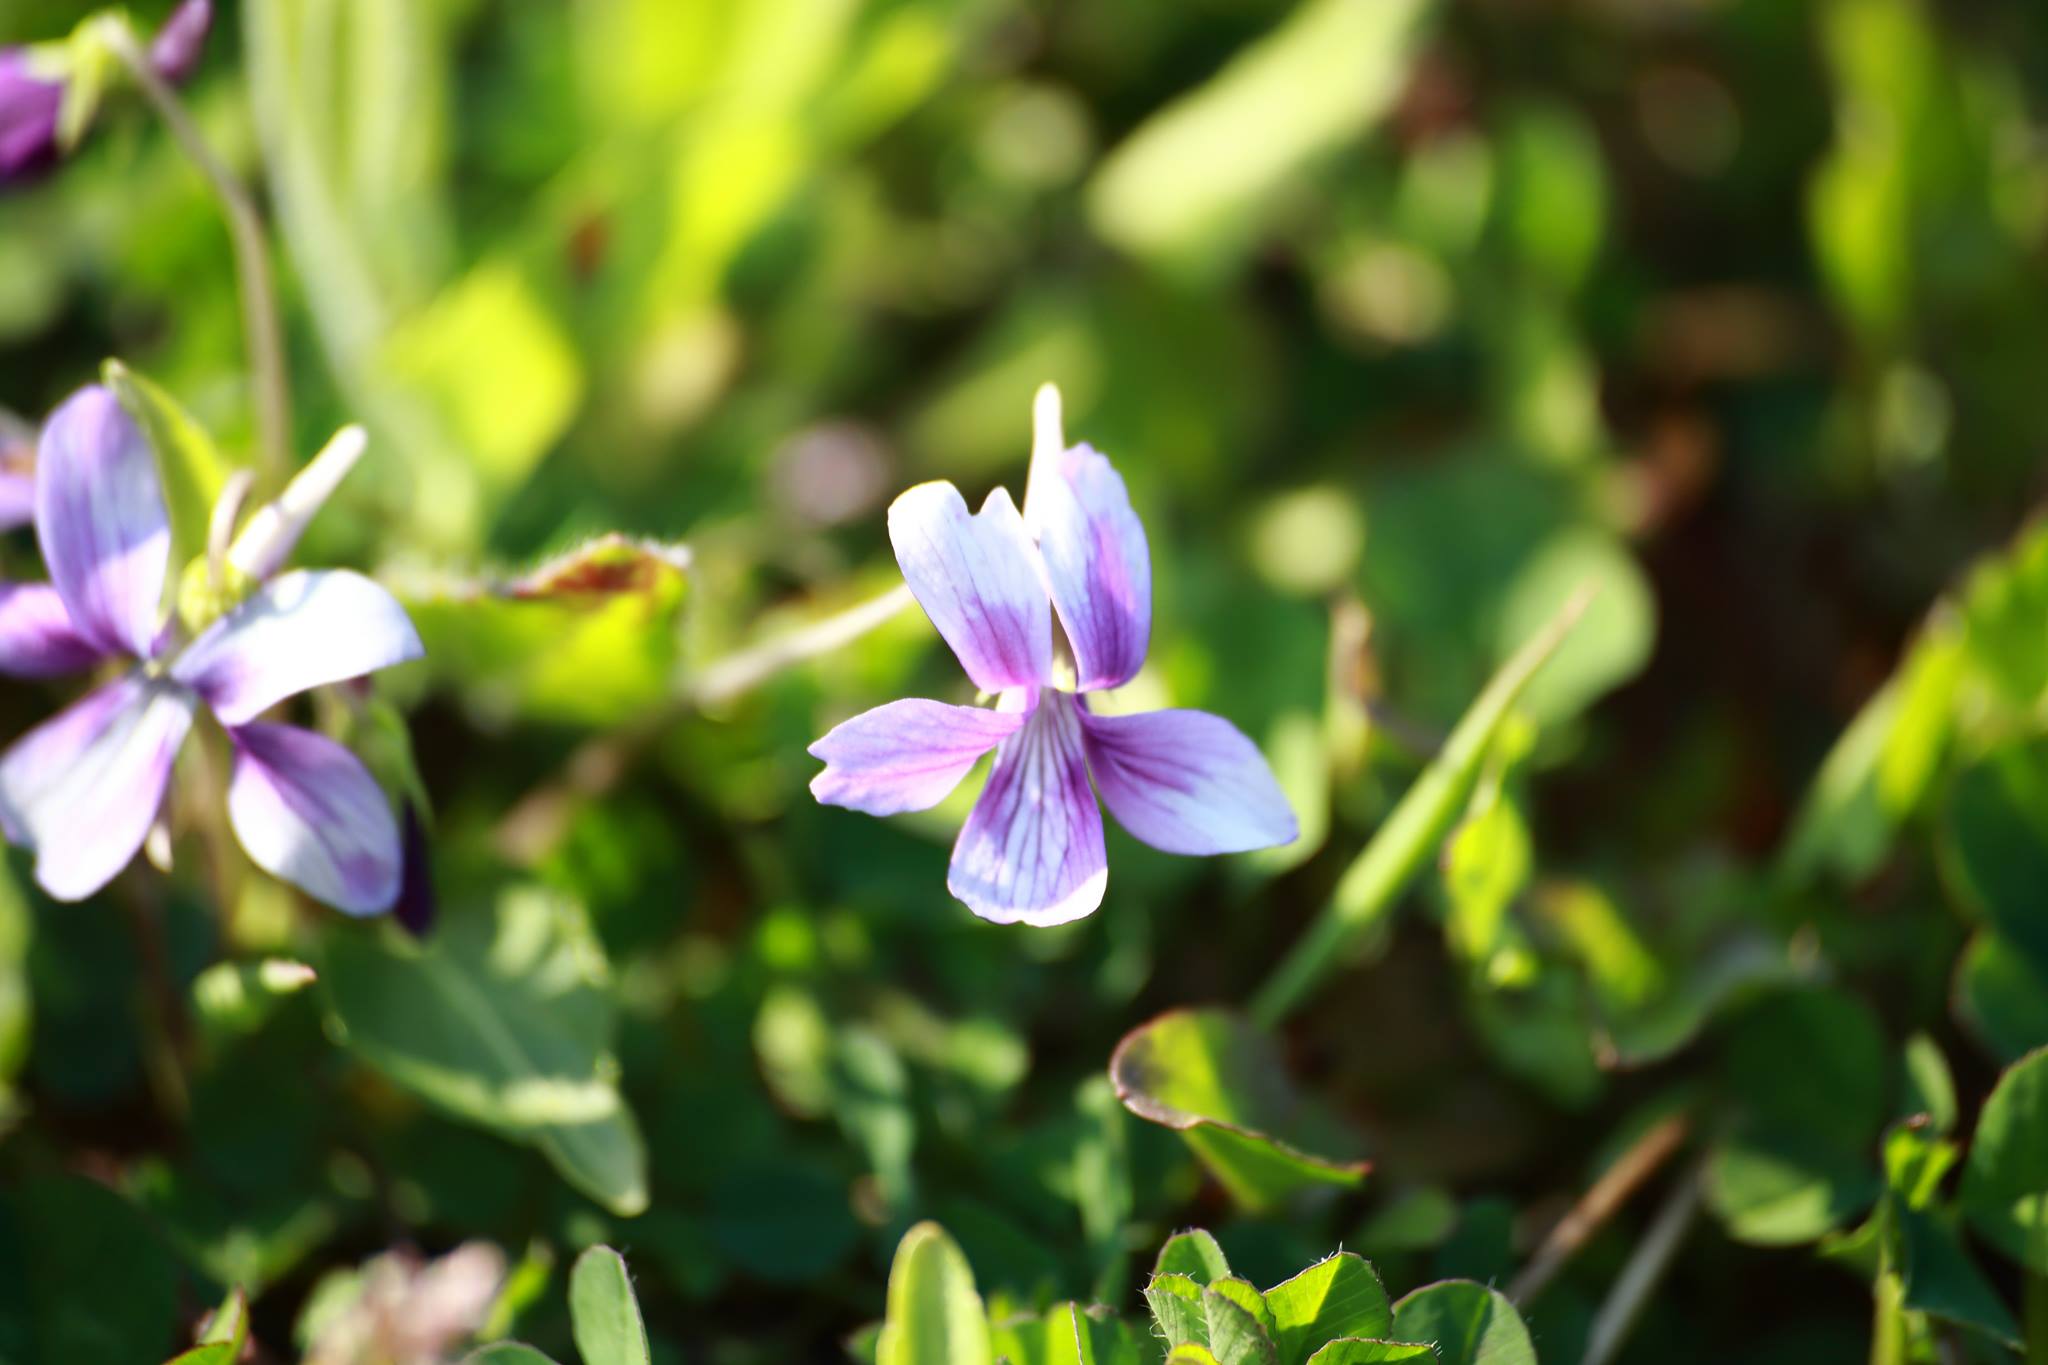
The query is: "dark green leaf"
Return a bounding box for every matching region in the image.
[1958,1046,2048,1274]
[1387,1283,1535,1365]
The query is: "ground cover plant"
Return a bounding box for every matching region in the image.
[0,0,2046,1361]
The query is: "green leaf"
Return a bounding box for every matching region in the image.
[1112,1009,1368,1211]
[1252,586,1593,1023]
[1897,1207,2021,1349]
[1203,1283,1279,1365]
[103,361,233,617]
[1168,1349,1225,1365]
[1706,1131,1881,1246]
[164,1347,234,1365]
[1305,1344,1439,1364]
[1146,1274,1210,1350]
[1901,1033,1957,1133]
[1387,1283,1535,1365]
[1154,1229,1233,1284]
[1955,931,2048,1064]
[877,1223,991,1365]
[569,1247,651,1365]
[320,886,648,1215]
[1958,1046,2048,1274]
[198,1286,248,1350]
[1941,740,2048,980]
[465,1346,563,1365]
[1495,529,1653,724]
[1263,1253,1394,1365]
[21,1174,181,1364]
[1087,0,1432,271]
[990,1304,1149,1365]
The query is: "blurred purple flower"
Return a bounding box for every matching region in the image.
[1,0,213,186]
[0,384,422,911]
[809,386,1296,925]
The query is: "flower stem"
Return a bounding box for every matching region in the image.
[1248,585,1592,1028]
[109,28,291,485]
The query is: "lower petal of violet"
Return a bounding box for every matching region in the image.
[809,697,1028,816]
[1079,705,1297,856]
[0,675,195,900]
[948,689,1107,926]
[225,722,401,916]
[0,582,107,677]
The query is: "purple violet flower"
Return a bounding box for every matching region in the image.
[809,385,1297,925]
[1,0,213,186]
[0,384,422,912]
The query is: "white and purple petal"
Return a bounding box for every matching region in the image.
[0,581,105,676]
[948,690,1107,926]
[1079,705,1297,855]
[888,481,1050,693]
[36,385,171,659]
[170,569,423,726]
[0,49,61,182]
[0,675,195,900]
[224,722,401,915]
[1027,443,1150,693]
[149,0,214,84]
[810,697,1028,816]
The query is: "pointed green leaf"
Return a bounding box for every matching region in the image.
[320,886,648,1215]
[569,1247,650,1365]
[1209,1279,1276,1338]
[1388,1283,1535,1365]
[1112,1010,1368,1211]
[1898,1207,2021,1349]
[198,1286,248,1349]
[1203,1284,1279,1365]
[1958,1046,2048,1274]
[877,1223,991,1365]
[1306,1343,1439,1364]
[1264,1253,1394,1365]
[465,1347,562,1365]
[164,1348,234,1365]
[1146,1274,1209,1349]
[1154,1230,1233,1283]
[103,361,234,614]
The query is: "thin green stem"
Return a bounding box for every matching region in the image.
[1249,586,1592,1027]
[1582,1158,1704,1365]
[110,29,291,484]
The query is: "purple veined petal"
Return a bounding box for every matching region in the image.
[888,481,1051,693]
[948,689,1108,926]
[0,674,195,900]
[810,697,1029,816]
[170,569,424,726]
[0,49,62,183]
[35,385,170,658]
[1026,443,1151,693]
[0,581,108,676]
[149,0,214,84]
[225,722,401,915]
[1078,705,1298,855]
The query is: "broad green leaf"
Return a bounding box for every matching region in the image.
[1306,1344,1439,1364]
[402,536,691,727]
[1940,740,2048,980]
[1898,1207,2020,1349]
[321,887,649,1215]
[990,1303,1149,1365]
[1955,931,2048,1063]
[1112,1009,1368,1211]
[465,1346,562,1365]
[1387,1283,1535,1365]
[1252,587,1592,1023]
[1263,1253,1394,1365]
[1146,1274,1209,1350]
[1958,1047,2048,1274]
[877,1223,991,1365]
[1955,522,2048,714]
[569,1247,651,1365]
[1725,989,1889,1153]
[1088,0,1431,271]
[1154,1230,1233,1283]
[1203,1283,1279,1365]
[103,361,232,616]
[1706,1131,1881,1246]
[21,1174,180,1364]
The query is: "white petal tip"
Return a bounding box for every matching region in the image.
[955,866,1107,928]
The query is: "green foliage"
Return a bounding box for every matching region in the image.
[1387,1284,1534,1365]
[568,1247,651,1365]
[1959,1048,2048,1275]
[877,1223,992,1365]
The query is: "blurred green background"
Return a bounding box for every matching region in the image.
[1,0,2046,1361]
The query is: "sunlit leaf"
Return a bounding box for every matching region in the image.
[1111,1009,1369,1210]
[1305,1344,1438,1364]
[1958,1047,2048,1274]
[1263,1252,1394,1365]
[570,1247,651,1365]
[1939,739,2048,980]
[1387,1283,1534,1365]
[1203,1281,1279,1365]
[876,1223,991,1365]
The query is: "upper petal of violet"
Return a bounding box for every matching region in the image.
[224,721,401,915]
[0,50,61,183]
[1078,705,1297,856]
[35,385,171,659]
[1026,443,1150,693]
[0,581,108,677]
[888,481,1051,694]
[0,674,195,900]
[810,696,1029,816]
[947,689,1107,926]
[171,569,423,726]
[148,0,214,84]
